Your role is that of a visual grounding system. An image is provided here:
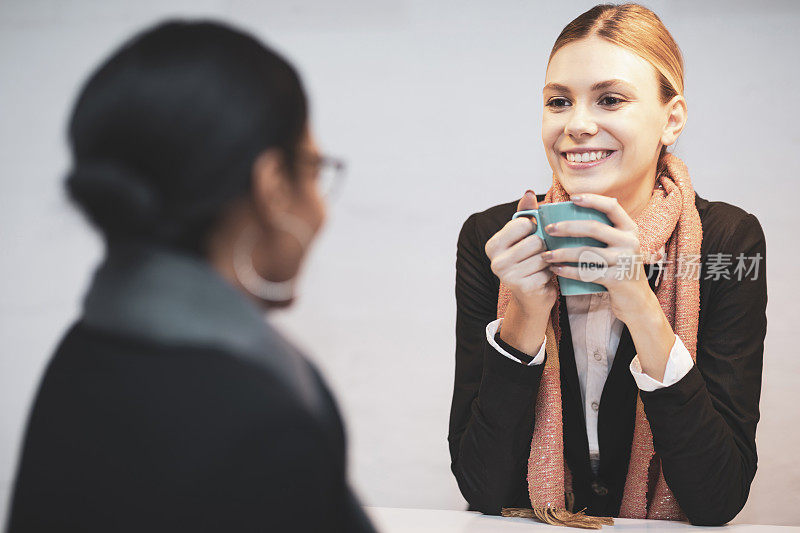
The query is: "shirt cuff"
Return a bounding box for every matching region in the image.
[629,334,694,392]
[486,318,546,367]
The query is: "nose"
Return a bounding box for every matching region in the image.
[564,103,598,139]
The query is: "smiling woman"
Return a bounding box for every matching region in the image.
[449,3,767,528]
[542,33,686,219]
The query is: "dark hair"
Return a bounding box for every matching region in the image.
[66,19,308,252]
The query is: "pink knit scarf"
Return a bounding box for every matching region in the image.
[497,153,702,523]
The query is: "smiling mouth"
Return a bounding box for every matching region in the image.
[561,150,615,163]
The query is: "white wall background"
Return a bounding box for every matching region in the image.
[1,0,798,527]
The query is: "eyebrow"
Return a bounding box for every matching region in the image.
[543,79,636,94]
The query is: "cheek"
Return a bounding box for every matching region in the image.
[315,195,326,230]
[541,117,564,166]
[305,180,326,230]
[608,111,661,158]
[541,115,562,146]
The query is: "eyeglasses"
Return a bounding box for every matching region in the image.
[299,152,346,200]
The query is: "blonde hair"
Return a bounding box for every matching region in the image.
[550,3,684,173]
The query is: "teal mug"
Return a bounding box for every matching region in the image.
[512,201,613,296]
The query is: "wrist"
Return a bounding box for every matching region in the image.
[623,289,664,332]
[625,291,674,382]
[499,297,549,356]
[615,277,656,325]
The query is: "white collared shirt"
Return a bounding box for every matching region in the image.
[485,291,694,474]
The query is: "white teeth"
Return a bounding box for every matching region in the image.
[565,150,610,163]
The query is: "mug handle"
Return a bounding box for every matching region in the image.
[512,209,546,249]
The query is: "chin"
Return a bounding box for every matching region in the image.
[558,175,614,198]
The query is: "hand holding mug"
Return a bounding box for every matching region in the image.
[484,190,558,317]
[541,193,655,324]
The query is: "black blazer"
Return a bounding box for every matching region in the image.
[8,243,376,533]
[448,192,767,526]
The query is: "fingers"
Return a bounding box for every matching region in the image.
[485,217,536,259]
[549,264,607,287]
[516,189,539,212]
[545,219,635,248]
[572,193,636,232]
[490,234,547,273]
[542,245,614,266]
[507,249,552,278]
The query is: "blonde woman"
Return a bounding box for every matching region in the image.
[449,3,766,527]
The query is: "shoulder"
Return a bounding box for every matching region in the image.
[695,192,766,255]
[20,325,348,530]
[52,323,321,429]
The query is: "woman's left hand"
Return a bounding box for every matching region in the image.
[541,193,659,325]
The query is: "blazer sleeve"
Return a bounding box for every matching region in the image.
[448,212,546,514]
[639,213,767,526]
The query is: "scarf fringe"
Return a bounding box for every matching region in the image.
[502,507,614,529]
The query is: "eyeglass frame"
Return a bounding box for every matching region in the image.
[297,151,346,200]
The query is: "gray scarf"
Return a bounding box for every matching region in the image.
[82,242,323,414]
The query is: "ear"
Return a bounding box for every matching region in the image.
[251,148,291,222]
[661,94,688,148]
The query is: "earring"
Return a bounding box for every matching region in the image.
[232,212,314,303]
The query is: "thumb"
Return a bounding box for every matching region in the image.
[516,189,539,212]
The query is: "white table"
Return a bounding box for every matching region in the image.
[365,507,800,532]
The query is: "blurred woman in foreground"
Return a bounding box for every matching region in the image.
[9,20,374,533]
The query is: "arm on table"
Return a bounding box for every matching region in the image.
[448,213,547,515]
[639,214,766,525]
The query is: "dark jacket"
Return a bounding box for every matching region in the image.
[448,192,767,526]
[8,243,376,533]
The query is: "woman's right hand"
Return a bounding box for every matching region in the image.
[484,190,557,355]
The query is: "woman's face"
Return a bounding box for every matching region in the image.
[292,129,327,240]
[248,126,327,297]
[542,35,679,207]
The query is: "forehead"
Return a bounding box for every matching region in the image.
[544,35,658,93]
